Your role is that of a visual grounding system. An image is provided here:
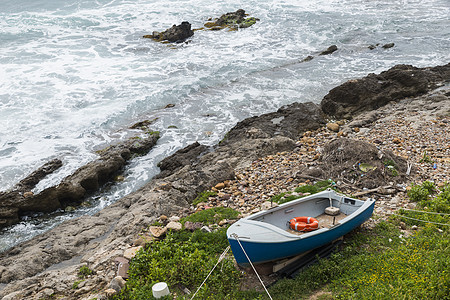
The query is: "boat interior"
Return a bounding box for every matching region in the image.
[251,193,365,234]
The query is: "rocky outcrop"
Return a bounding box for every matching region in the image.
[0,132,159,229]
[223,102,325,144]
[320,63,450,119]
[204,9,259,30]
[0,159,62,227]
[144,21,194,43]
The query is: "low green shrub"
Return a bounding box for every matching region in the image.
[181,207,239,225]
[192,191,217,206]
[270,180,334,204]
[78,265,94,278]
[112,228,247,299]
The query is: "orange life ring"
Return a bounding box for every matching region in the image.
[289,216,319,232]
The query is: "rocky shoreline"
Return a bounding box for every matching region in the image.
[0,63,448,299]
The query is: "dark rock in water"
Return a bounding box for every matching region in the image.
[301,55,314,62]
[319,45,338,55]
[320,63,450,119]
[204,9,259,30]
[0,132,160,229]
[0,159,63,227]
[382,42,395,49]
[144,21,194,43]
[16,159,63,191]
[129,118,158,130]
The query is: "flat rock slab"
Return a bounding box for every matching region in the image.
[0,132,159,229]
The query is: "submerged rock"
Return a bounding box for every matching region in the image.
[319,45,338,55]
[144,21,194,43]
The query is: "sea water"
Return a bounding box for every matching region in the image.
[0,0,449,251]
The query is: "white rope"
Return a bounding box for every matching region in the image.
[390,213,450,226]
[232,234,273,300]
[400,208,450,216]
[190,245,230,300]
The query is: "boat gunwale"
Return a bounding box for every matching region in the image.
[227,190,375,243]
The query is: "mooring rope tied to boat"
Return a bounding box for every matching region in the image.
[399,208,450,216]
[190,245,230,300]
[232,233,273,300]
[390,213,450,226]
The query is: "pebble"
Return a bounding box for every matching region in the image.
[123,246,142,260]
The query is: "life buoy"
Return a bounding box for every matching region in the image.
[289,216,319,232]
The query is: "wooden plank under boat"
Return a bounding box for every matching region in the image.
[227,189,375,267]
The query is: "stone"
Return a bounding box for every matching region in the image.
[382,43,395,49]
[23,191,34,198]
[149,226,167,238]
[166,221,182,231]
[326,123,340,132]
[168,216,180,222]
[393,138,402,144]
[105,288,118,297]
[117,260,130,279]
[123,246,142,260]
[109,276,126,293]
[215,182,225,190]
[184,221,203,231]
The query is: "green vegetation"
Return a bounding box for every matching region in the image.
[78,265,94,278]
[270,180,334,204]
[113,181,449,299]
[239,17,258,28]
[402,181,450,226]
[112,208,257,300]
[181,207,239,225]
[193,190,217,206]
[384,159,399,176]
[419,151,434,164]
[72,279,84,290]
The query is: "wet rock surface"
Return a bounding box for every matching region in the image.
[321,63,450,119]
[144,21,194,43]
[0,133,159,229]
[204,9,259,30]
[0,63,448,299]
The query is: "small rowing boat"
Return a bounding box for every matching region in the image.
[227,189,375,267]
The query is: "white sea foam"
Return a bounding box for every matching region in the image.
[0,0,449,250]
